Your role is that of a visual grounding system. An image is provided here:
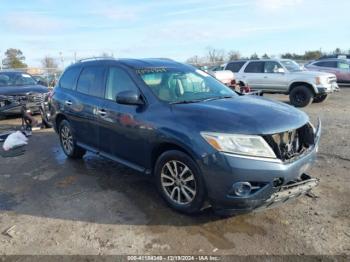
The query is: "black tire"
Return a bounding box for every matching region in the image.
[154,150,206,214]
[40,107,52,128]
[59,120,85,158]
[313,94,328,103]
[289,85,314,107]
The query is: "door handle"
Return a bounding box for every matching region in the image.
[65,100,72,106]
[98,109,106,116]
[264,76,268,78]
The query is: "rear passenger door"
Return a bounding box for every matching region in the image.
[73,65,107,149]
[241,61,265,90]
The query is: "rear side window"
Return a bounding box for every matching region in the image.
[105,67,139,100]
[76,66,106,97]
[226,61,245,72]
[314,61,337,68]
[244,62,264,73]
[59,67,81,90]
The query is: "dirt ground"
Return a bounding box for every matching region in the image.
[0,89,349,256]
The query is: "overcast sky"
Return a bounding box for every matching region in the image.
[0,0,349,67]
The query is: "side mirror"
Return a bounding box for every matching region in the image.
[116,90,144,105]
[276,68,285,73]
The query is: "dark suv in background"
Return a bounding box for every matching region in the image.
[51,58,320,215]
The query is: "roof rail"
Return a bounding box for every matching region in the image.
[77,56,115,63]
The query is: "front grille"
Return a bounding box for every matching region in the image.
[28,93,45,104]
[263,123,315,162]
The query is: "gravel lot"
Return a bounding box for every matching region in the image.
[0,89,349,256]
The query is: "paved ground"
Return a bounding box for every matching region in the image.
[0,90,349,255]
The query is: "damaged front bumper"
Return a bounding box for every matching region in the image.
[0,94,46,116]
[255,173,319,211]
[203,119,321,216]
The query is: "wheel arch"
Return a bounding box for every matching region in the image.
[54,113,67,133]
[289,82,317,95]
[151,142,198,173]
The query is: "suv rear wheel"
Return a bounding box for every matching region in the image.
[289,85,314,107]
[59,120,86,158]
[154,150,206,214]
[313,94,328,103]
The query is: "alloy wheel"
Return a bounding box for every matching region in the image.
[60,126,73,154]
[160,160,197,205]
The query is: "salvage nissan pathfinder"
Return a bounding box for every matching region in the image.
[51,58,320,215]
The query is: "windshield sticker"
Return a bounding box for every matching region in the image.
[195,69,210,77]
[136,67,167,74]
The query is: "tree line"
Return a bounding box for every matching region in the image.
[1,48,58,70]
[186,47,350,65]
[1,47,349,69]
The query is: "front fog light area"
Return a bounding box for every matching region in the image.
[231,182,252,197]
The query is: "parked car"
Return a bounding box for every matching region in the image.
[51,58,320,216]
[32,75,49,87]
[192,65,236,88]
[305,59,350,85]
[0,71,49,120]
[231,59,339,107]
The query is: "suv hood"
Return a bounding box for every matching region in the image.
[0,85,48,96]
[172,96,309,135]
[292,70,335,78]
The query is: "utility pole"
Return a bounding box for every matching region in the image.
[59,52,64,69]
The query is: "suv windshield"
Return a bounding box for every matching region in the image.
[137,68,236,103]
[280,60,302,72]
[0,72,37,87]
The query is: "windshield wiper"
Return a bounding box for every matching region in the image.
[201,95,235,102]
[170,96,235,104]
[169,99,204,104]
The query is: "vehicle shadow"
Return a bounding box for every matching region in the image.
[0,130,253,228]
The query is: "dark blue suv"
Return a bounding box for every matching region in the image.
[51,58,320,216]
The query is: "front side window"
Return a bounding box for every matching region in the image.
[105,67,139,100]
[137,67,236,103]
[76,66,105,97]
[244,62,264,73]
[280,60,301,72]
[264,61,283,73]
[59,66,81,90]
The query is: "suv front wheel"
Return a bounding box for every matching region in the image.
[59,120,86,158]
[154,150,206,214]
[289,85,314,107]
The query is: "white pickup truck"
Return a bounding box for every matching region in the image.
[214,59,339,107]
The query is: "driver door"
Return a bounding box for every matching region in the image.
[98,66,149,168]
[262,61,288,91]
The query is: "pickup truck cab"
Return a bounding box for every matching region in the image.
[219,59,339,107]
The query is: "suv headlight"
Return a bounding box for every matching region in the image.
[201,132,276,158]
[316,76,328,85]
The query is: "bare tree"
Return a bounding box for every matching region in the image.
[207,47,225,63]
[250,53,259,59]
[262,53,270,59]
[186,55,201,65]
[41,56,58,71]
[227,50,241,61]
